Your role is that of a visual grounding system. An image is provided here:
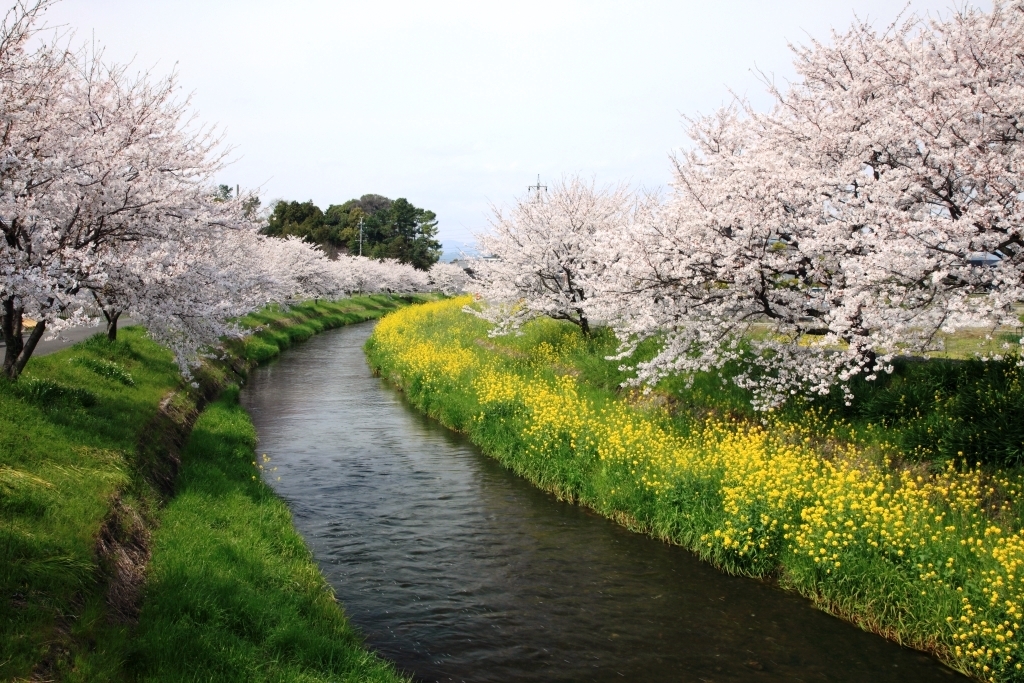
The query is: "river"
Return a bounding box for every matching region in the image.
[239,322,963,683]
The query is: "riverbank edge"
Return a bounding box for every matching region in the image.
[364,298,980,683]
[5,295,424,681]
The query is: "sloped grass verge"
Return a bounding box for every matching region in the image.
[1,294,424,681]
[0,328,183,681]
[229,295,421,367]
[128,387,405,683]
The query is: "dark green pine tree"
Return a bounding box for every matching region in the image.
[362,198,442,271]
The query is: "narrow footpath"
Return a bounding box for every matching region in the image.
[0,318,136,357]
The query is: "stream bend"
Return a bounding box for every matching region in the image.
[239,322,962,683]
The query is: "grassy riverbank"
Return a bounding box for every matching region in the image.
[1,294,420,681]
[127,387,405,682]
[365,297,1024,683]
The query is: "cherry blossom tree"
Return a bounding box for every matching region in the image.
[469,176,632,337]
[260,235,346,302]
[138,223,281,376]
[362,256,430,294]
[71,60,238,344]
[426,261,468,295]
[0,6,232,378]
[595,4,1024,409]
[0,1,80,378]
[86,191,273,364]
[0,1,442,381]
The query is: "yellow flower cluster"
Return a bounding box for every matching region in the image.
[371,297,477,392]
[369,298,1024,682]
[476,368,602,473]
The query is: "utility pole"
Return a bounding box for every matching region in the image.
[358,217,364,256]
[528,174,547,202]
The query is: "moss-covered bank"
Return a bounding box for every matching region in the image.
[2,294,423,682]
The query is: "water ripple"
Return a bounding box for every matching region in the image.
[240,322,963,683]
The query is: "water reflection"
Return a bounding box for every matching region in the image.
[240,323,963,683]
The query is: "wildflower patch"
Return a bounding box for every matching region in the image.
[367,297,1024,682]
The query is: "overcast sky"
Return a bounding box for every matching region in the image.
[41,0,986,247]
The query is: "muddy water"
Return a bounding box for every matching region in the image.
[239,322,963,683]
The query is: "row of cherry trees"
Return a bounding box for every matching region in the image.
[472,2,1024,409]
[0,1,464,380]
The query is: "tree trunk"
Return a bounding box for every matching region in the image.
[1,296,46,381]
[2,296,24,380]
[862,348,878,374]
[13,319,45,378]
[104,308,121,341]
[578,311,591,337]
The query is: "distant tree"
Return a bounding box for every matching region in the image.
[334,194,392,218]
[262,194,439,269]
[323,194,395,255]
[242,194,261,219]
[262,200,325,242]
[323,204,363,254]
[323,203,350,228]
[362,198,442,270]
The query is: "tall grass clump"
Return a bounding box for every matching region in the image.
[366,297,1024,683]
[826,359,1024,468]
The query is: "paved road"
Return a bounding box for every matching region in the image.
[0,318,136,357]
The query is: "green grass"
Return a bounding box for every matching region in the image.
[127,387,405,683]
[1,294,429,681]
[232,295,430,363]
[0,328,183,680]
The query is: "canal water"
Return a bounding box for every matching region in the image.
[239,322,963,683]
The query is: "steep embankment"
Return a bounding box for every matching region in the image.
[1,295,422,682]
[365,296,1024,683]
